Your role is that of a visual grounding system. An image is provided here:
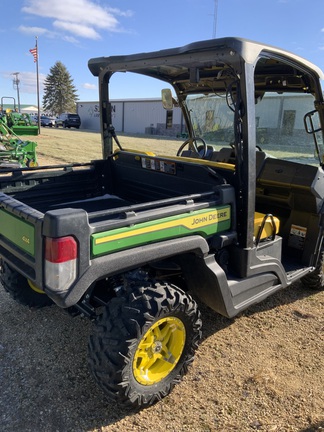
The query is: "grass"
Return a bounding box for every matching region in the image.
[24,128,184,164]
[22,127,319,166]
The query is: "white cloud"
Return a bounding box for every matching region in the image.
[107,7,134,18]
[21,0,131,40]
[2,71,46,95]
[18,25,54,37]
[83,83,96,90]
[53,20,101,40]
[61,35,79,44]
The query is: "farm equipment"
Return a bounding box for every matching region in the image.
[0,112,38,168]
[1,97,38,136]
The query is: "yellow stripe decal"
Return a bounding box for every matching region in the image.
[95,207,230,245]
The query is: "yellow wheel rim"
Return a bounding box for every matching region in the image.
[28,161,39,167]
[133,316,186,385]
[28,279,45,294]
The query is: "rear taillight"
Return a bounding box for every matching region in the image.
[45,236,77,292]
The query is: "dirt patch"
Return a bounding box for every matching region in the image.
[1,128,323,431]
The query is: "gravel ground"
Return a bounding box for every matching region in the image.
[1,280,323,432]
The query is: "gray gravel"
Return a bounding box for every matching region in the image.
[1,281,324,432]
[0,286,128,432]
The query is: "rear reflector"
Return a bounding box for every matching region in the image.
[45,236,77,292]
[45,236,77,263]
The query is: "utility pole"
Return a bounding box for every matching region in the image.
[212,0,218,38]
[12,72,21,112]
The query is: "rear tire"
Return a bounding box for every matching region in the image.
[0,261,53,307]
[301,250,324,290]
[88,282,202,408]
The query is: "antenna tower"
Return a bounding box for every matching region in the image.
[212,0,218,38]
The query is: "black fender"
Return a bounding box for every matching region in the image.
[45,235,210,308]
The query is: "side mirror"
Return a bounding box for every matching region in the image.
[304,109,324,165]
[161,89,174,110]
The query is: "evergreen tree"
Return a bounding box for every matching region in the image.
[42,61,79,115]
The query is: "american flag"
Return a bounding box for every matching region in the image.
[29,47,38,63]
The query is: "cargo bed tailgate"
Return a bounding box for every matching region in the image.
[0,192,44,284]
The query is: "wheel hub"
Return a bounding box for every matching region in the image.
[133,316,186,385]
[152,341,163,354]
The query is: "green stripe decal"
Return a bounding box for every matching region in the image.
[91,205,231,256]
[0,209,35,256]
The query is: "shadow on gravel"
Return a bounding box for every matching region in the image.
[199,280,321,341]
[0,290,139,432]
[299,421,324,432]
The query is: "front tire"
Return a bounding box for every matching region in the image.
[88,282,202,408]
[26,159,39,168]
[301,250,324,290]
[0,261,53,308]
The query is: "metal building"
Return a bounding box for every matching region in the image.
[77,99,184,136]
[77,94,315,142]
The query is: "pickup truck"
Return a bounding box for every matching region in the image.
[1,37,324,408]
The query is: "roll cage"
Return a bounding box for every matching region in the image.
[88,37,324,248]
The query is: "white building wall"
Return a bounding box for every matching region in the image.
[77,95,313,136]
[281,95,314,129]
[77,102,101,130]
[256,94,314,129]
[123,101,169,134]
[77,99,183,135]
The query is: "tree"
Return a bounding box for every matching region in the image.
[42,61,79,115]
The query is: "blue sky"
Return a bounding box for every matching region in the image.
[2,0,324,106]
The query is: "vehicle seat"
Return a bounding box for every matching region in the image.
[180,150,200,158]
[210,147,234,163]
[210,148,267,175]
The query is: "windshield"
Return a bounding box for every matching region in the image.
[255,92,323,165]
[93,61,324,166]
[186,93,235,145]
[184,91,323,166]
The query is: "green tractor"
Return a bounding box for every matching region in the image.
[5,111,39,136]
[0,97,38,136]
[0,113,38,168]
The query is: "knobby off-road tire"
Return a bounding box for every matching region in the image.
[88,282,202,408]
[301,250,324,290]
[0,261,53,308]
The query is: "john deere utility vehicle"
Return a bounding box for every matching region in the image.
[0,37,324,408]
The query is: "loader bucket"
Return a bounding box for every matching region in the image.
[11,125,39,136]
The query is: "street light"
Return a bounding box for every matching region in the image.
[12,72,21,112]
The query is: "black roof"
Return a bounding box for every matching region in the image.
[88,37,323,96]
[88,37,323,80]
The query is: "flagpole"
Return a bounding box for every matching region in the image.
[35,36,40,134]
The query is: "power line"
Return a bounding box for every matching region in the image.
[12,72,21,112]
